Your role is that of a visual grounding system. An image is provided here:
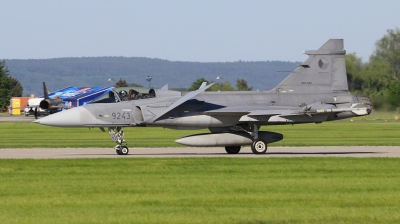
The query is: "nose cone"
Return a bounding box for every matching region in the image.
[34,107,83,127]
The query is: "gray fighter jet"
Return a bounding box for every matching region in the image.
[34,39,372,155]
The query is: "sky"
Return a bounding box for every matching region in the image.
[1,0,399,62]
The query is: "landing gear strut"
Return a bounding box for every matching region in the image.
[233,123,267,154]
[249,124,267,154]
[108,127,129,155]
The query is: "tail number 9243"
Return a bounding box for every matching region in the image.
[111,112,131,120]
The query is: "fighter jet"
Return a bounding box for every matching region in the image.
[28,82,128,118]
[34,39,372,155]
[20,82,67,119]
[38,82,70,113]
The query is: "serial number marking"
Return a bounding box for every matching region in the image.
[111,112,131,120]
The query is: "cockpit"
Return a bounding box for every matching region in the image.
[90,85,182,104]
[90,88,155,104]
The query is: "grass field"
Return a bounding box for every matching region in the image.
[1,158,400,223]
[1,118,399,148]
[1,112,400,223]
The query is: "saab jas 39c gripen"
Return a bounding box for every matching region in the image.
[35,39,372,155]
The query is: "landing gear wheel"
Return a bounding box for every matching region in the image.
[115,145,129,155]
[116,146,123,155]
[225,146,241,154]
[251,139,267,154]
[120,146,129,155]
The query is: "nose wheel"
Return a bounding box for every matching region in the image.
[115,145,129,155]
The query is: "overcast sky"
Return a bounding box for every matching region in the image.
[1,0,399,62]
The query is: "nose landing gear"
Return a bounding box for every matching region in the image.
[115,145,129,155]
[108,127,129,155]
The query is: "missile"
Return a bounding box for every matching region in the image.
[175,131,283,147]
[298,105,371,117]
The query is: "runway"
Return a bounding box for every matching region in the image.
[1,146,400,159]
[1,115,399,159]
[0,115,36,122]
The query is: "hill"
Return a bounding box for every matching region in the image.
[5,57,299,96]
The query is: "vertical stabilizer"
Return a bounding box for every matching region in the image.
[43,82,49,99]
[160,84,169,90]
[274,39,348,93]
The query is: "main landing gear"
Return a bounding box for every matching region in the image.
[108,127,129,155]
[251,139,267,154]
[249,124,267,154]
[225,146,241,154]
[227,124,268,155]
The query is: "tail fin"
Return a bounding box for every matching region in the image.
[43,82,49,99]
[274,39,348,93]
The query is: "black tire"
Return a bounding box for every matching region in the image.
[120,146,129,155]
[116,147,123,155]
[225,146,241,154]
[251,139,267,154]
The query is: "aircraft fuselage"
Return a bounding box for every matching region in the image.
[37,90,370,129]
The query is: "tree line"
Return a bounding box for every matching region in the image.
[187,78,252,91]
[113,77,252,91]
[0,61,23,111]
[346,28,400,110]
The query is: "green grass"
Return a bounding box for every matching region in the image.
[1,158,400,223]
[1,118,400,148]
[1,112,400,223]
